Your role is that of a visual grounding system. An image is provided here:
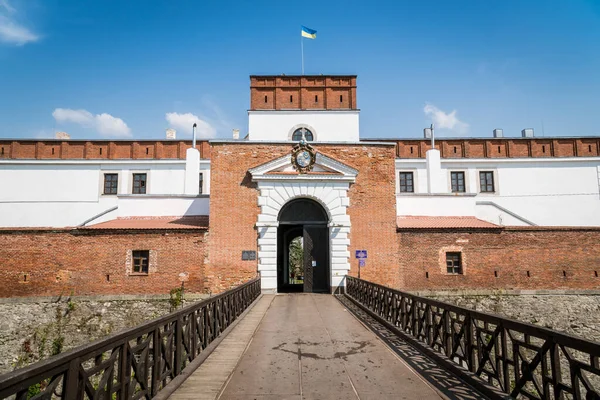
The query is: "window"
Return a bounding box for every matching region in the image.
[132,250,149,274]
[132,173,147,194]
[292,128,313,141]
[199,172,203,195]
[446,252,462,274]
[451,171,465,193]
[103,173,118,195]
[399,172,414,193]
[479,171,495,193]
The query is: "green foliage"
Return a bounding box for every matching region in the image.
[27,383,41,399]
[67,299,76,312]
[289,236,304,283]
[51,336,64,355]
[169,287,184,311]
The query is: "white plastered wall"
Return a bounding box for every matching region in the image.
[255,181,352,292]
[248,110,360,142]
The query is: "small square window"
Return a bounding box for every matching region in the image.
[399,172,414,193]
[132,173,147,194]
[199,172,203,195]
[451,171,465,193]
[132,250,149,274]
[446,252,462,274]
[103,173,118,195]
[479,171,495,193]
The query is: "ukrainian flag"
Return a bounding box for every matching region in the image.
[301,26,317,39]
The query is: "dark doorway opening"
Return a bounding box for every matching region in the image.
[277,198,330,293]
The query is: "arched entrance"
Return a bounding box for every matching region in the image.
[277,198,330,293]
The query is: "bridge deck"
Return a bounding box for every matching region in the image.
[171,294,452,400]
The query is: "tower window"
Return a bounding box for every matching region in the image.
[399,172,414,193]
[290,95,293,102]
[339,95,343,102]
[292,128,313,141]
[51,148,55,155]
[199,172,203,194]
[264,95,268,103]
[132,250,149,274]
[479,171,495,193]
[451,171,465,193]
[315,95,318,102]
[132,173,147,194]
[100,148,103,155]
[103,173,118,195]
[446,253,462,274]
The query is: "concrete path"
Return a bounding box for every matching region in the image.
[169,294,276,400]
[218,294,444,400]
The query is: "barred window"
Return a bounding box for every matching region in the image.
[446,252,462,274]
[132,173,147,194]
[103,173,118,195]
[479,171,495,193]
[199,172,203,195]
[132,250,149,274]
[451,171,465,193]
[399,172,414,193]
[292,128,313,141]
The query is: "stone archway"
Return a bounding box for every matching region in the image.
[277,198,330,293]
[249,151,357,293]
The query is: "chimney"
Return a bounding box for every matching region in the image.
[232,129,240,140]
[55,131,70,140]
[493,129,503,138]
[423,128,432,139]
[521,128,534,138]
[166,128,176,140]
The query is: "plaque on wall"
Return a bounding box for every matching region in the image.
[242,251,257,261]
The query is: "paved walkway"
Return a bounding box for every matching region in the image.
[172,293,446,400]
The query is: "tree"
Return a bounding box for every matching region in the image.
[289,236,304,283]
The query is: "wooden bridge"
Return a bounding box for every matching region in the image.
[1,276,599,400]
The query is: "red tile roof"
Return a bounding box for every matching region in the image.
[396,216,500,229]
[84,216,209,230]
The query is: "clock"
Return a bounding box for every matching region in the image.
[291,142,316,173]
[296,150,312,168]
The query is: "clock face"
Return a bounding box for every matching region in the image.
[296,150,312,167]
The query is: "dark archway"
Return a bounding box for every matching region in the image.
[277,198,330,293]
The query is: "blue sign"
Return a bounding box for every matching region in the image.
[355,250,367,259]
[359,259,366,267]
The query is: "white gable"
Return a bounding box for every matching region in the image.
[249,152,358,182]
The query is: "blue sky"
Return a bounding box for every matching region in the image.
[1,0,599,140]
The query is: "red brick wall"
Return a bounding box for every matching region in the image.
[207,142,398,292]
[249,75,357,110]
[0,140,210,160]
[397,228,600,291]
[1,138,597,161]
[0,230,207,298]
[392,138,600,159]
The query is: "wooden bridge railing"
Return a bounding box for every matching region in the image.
[0,277,261,400]
[346,275,600,400]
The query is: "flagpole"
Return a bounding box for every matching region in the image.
[301,35,304,75]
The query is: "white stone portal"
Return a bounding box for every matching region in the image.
[249,153,358,291]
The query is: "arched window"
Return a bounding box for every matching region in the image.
[292,128,314,141]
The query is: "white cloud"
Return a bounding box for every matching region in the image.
[52,108,94,125]
[165,112,216,138]
[52,108,131,138]
[423,103,469,135]
[0,1,39,46]
[95,113,131,137]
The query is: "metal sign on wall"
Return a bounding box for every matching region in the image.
[242,251,256,261]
